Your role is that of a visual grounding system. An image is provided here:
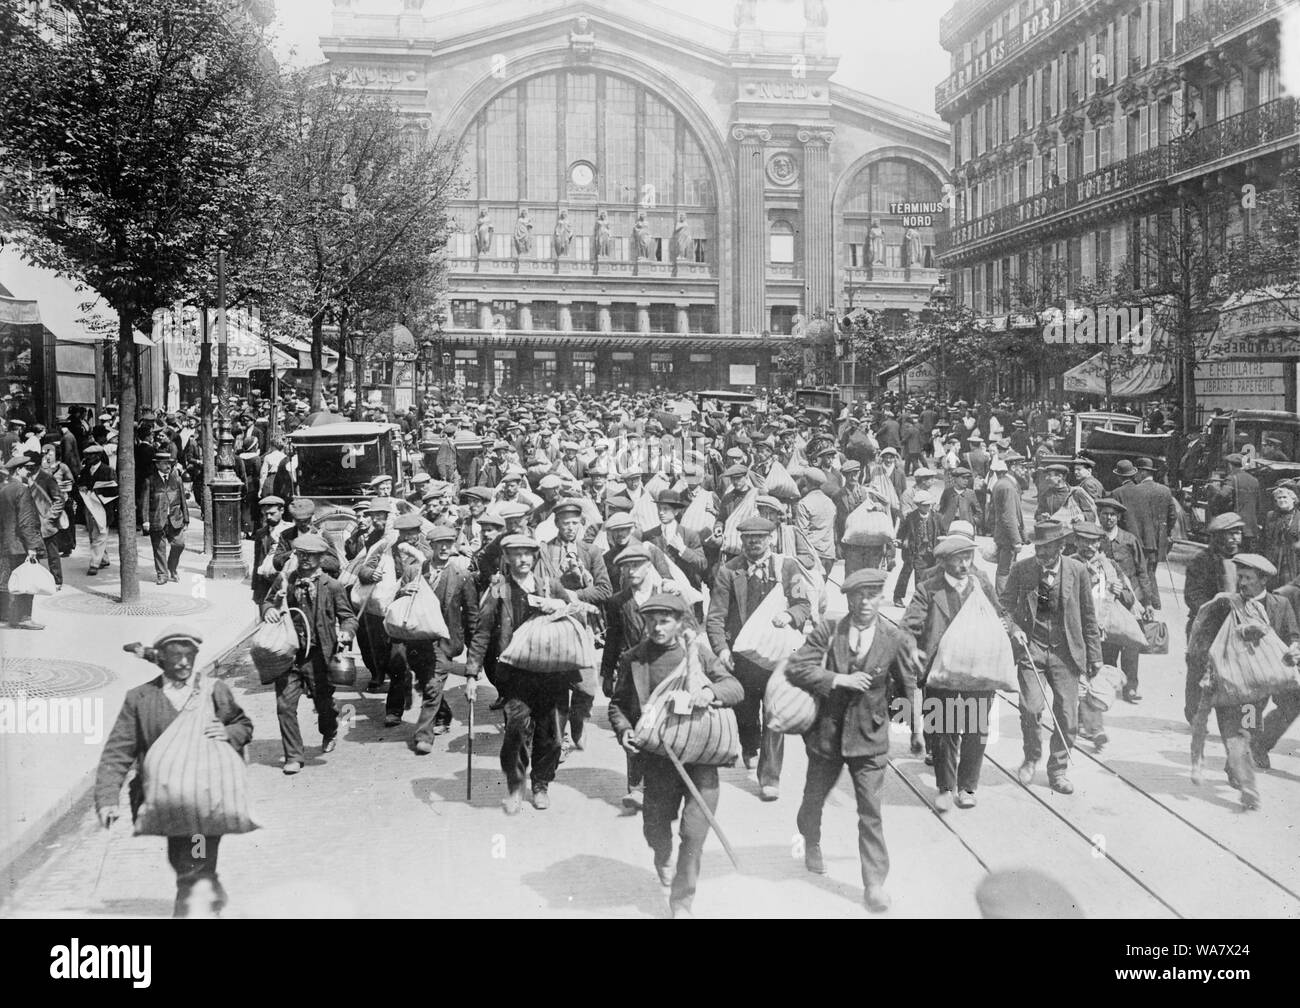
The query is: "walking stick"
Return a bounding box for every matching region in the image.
[1016,642,1074,772]
[661,741,742,871]
[466,680,475,801]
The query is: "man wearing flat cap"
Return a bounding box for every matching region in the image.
[0,454,44,629]
[373,512,437,727]
[252,495,290,605]
[786,567,920,912]
[466,534,579,814]
[1183,512,1245,638]
[706,516,811,800]
[96,626,253,916]
[143,450,189,585]
[608,592,743,919]
[796,467,838,576]
[999,521,1103,795]
[903,535,1011,809]
[894,488,940,607]
[1186,553,1300,808]
[262,533,359,775]
[273,497,342,576]
[1034,462,1095,528]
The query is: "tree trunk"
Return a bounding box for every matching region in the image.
[310,310,325,411]
[199,306,215,554]
[115,311,140,603]
[335,304,349,411]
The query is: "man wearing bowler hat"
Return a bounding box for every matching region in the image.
[786,567,920,912]
[999,520,1103,795]
[143,449,189,585]
[641,489,708,590]
[1112,457,1177,606]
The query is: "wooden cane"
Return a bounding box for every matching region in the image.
[1015,641,1075,771]
[466,682,475,801]
[661,741,741,870]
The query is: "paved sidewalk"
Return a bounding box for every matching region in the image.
[0,521,261,885]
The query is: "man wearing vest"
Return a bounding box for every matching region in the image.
[706,516,811,801]
[143,451,189,585]
[609,593,743,918]
[1000,520,1103,795]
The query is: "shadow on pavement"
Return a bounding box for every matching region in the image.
[521,853,666,918]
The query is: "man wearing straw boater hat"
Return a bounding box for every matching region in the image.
[608,592,743,919]
[466,533,578,814]
[785,567,920,913]
[999,520,1103,795]
[96,626,253,917]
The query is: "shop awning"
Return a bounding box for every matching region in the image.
[0,245,153,345]
[1202,285,1300,358]
[1062,350,1174,397]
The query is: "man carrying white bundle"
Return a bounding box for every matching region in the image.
[608,593,743,919]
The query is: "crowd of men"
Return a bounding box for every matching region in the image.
[2,381,1292,918]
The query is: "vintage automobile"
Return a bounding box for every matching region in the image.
[420,428,485,480]
[288,418,405,512]
[793,386,843,422]
[1182,408,1300,540]
[1036,411,1172,491]
[696,389,756,419]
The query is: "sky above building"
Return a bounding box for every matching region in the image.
[272,0,953,120]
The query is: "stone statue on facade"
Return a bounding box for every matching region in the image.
[553,209,572,258]
[868,221,886,265]
[401,0,425,11]
[632,212,654,261]
[474,209,494,255]
[904,226,923,267]
[592,211,612,258]
[803,0,828,28]
[512,208,533,256]
[670,212,692,264]
[734,0,757,28]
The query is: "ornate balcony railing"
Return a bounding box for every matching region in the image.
[1172,95,1298,171]
[939,97,1296,258]
[1174,0,1275,54]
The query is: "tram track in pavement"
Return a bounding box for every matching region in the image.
[883,687,1300,918]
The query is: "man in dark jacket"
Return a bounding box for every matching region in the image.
[143,451,189,585]
[0,455,45,629]
[1183,512,1244,637]
[1112,457,1178,604]
[1217,454,1261,551]
[609,593,743,919]
[261,533,359,775]
[706,517,811,800]
[786,567,920,913]
[95,626,253,917]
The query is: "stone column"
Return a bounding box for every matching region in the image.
[478,303,493,331]
[517,302,533,331]
[597,301,612,334]
[558,301,573,333]
[636,302,651,335]
[798,127,835,317]
[732,125,771,335]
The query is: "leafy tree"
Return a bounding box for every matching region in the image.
[0,0,282,601]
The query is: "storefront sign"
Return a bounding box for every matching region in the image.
[1196,360,1286,396]
[159,308,293,378]
[1204,295,1300,358]
[888,202,944,227]
[729,364,757,386]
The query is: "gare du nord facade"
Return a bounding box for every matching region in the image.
[320,0,950,399]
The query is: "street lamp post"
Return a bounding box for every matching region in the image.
[927,275,952,404]
[207,249,247,580]
[347,329,366,418]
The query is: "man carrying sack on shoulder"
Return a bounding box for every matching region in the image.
[95,626,253,917]
[608,593,743,919]
[785,568,920,913]
[706,516,810,801]
[1185,553,1300,810]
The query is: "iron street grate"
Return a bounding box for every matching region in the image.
[41,591,212,617]
[0,658,116,699]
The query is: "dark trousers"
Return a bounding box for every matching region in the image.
[1018,642,1079,779]
[148,525,185,578]
[360,611,394,686]
[1216,703,1257,802]
[994,543,1018,597]
[167,834,224,917]
[1145,556,1162,608]
[797,750,889,890]
[500,668,567,792]
[275,648,338,763]
[928,688,992,792]
[397,641,453,742]
[642,754,717,913]
[42,537,62,586]
[626,751,645,792]
[893,552,933,604]
[734,656,784,789]
[0,553,33,625]
[56,516,75,554]
[556,688,594,741]
[905,452,922,475]
[1102,641,1140,689]
[1257,691,1300,754]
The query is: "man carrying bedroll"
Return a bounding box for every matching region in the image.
[95,626,253,917]
[608,592,743,919]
